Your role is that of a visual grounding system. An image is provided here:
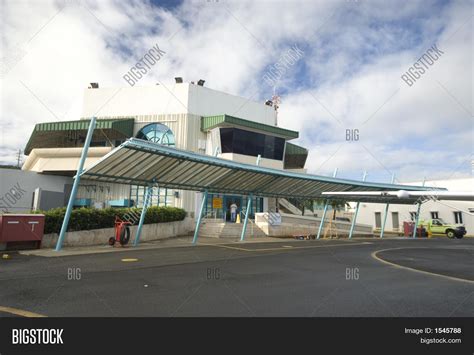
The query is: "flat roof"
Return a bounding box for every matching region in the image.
[201,115,299,139]
[80,138,444,203]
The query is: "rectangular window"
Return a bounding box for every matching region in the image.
[374,212,382,228]
[430,211,439,219]
[273,137,285,160]
[129,185,173,207]
[233,129,246,155]
[392,212,399,230]
[453,211,463,224]
[409,212,417,221]
[220,128,233,153]
[264,135,275,159]
[220,128,285,160]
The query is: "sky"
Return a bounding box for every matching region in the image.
[1,0,472,184]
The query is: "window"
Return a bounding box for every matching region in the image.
[430,211,439,219]
[409,212,417,221]
[220,128,285,160]
[130,185,174,208]
[392,212,399,230]
[374,212,382,228]
[220,128,233,153]
[454,211,463,224]
[136,123,175,146]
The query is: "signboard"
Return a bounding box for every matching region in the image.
[212,197,223,209]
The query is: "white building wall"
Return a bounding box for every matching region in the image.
[81,83,276,125]
[187,84,276,125]
[82,85,190,117]
[219,153,283,170]
[352,178,474,235]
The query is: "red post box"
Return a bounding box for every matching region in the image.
[403,221,414,237]
[0,214,45,249]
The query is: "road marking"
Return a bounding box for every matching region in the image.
[121,258,138,262]
[0,306,46,318]
[201,241,372,252]
[371,248,474,284]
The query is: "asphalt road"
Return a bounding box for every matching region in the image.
[0,238,473,317]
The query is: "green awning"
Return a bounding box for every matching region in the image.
[201,115,299,139]
[284,142,308,169]
[25,118,135,154]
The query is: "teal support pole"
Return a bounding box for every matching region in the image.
[379,203,390,238]
[240,194,253,241]
[412,202,422,239]
[316,203,329,239]
[348,171,367,239]
[380,174,395,238]
[133,185,152,246]
[412,178,426,239]
[192,190,208,244]
[55,117,97,251]
[317,168,338,239]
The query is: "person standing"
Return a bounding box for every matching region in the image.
[230,202,238,222]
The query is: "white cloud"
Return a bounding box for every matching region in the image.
[0,0,472,184]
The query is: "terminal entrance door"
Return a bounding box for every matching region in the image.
[223,195,242,222]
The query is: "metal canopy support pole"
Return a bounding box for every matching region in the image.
[192,190,208,244]
[348,171,367,239]
[240,194,253,242]
[412,178,426,239]
[55,117,97,251]
[317,168,338,239]
[379,203,390,238]
[380,174,395,238]
[133,185,152,246]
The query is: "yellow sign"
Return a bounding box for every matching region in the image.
[212,197,223,209]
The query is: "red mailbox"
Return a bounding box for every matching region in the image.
[403,221,414,237]
[0,214,45,249]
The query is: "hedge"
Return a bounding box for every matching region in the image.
[32,206,186,234]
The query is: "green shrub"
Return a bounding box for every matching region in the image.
[32,206,186,234]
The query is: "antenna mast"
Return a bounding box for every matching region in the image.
[16,149,22,168]
[271,87,281,126]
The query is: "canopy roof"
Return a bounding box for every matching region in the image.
[322,190,472,203]
[81,138,444,203]
[25,118,134,154]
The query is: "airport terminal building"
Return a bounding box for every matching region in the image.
[20,81,309,220]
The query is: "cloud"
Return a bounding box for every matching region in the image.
[1,0,472,184]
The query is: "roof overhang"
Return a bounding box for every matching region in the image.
[25,118,134,154]
[22,147,112,173]
[322,190,474,203]
[80,138,445,203]
[201,115,299,140]
[284,142,308,169]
